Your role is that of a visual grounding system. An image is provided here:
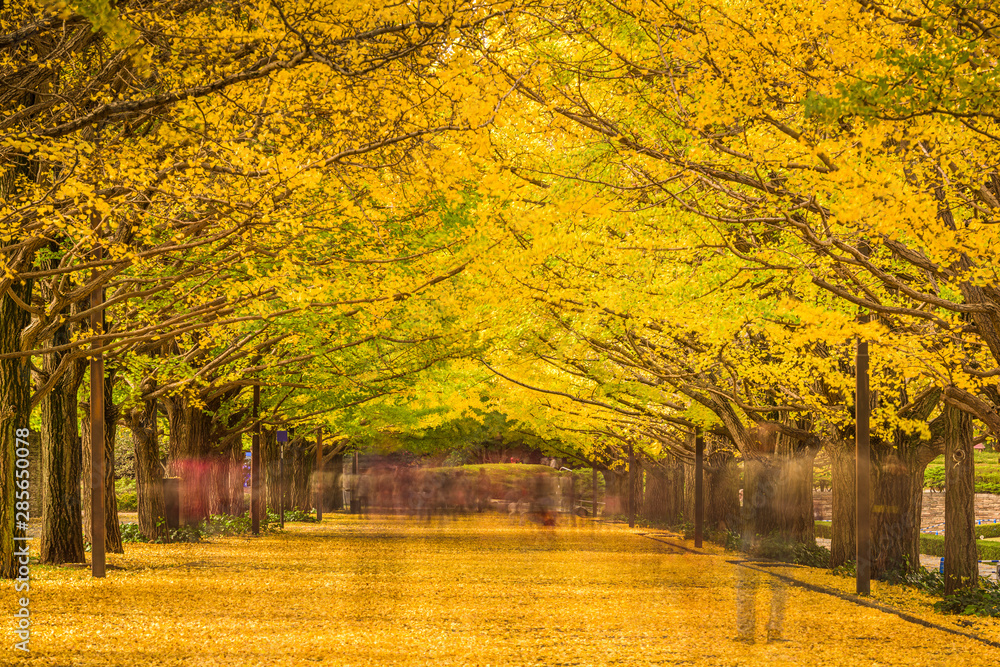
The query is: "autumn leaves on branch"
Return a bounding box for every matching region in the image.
[1,1,999,591]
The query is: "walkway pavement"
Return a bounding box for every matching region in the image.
[19,515,1000,665]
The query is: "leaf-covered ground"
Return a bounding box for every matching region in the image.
[14,516,1000,665]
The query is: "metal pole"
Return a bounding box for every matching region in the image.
[251,385,260,535]
[315,429,323,521]
[695,431,704,549]
[856,340,871,595]
[279,443,285,529]
[90,243,106,578]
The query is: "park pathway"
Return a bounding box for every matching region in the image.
[17,515,1000,666]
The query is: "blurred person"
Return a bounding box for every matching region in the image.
[476,468,491,512]
[341,468,356,512]
[357,469,371,515]
[734,566,787,644]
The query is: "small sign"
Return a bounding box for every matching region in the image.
[276,430,288,442]
[245,451,252,459]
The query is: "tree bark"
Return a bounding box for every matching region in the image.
[39,322,86,564]
[330,452,344,510]
[776,449,817,543]
[666,459,684,524]
[263,428,280,514]
[103,367,122,553]
[943,402,977,594]
[643,464,669,522]
[706,449,741,533]
[164,396,215,524]
[601,468,623,516]
[0,279,33,578]
[127,400,167,541]
[742,458,781,541]
[292,439,311,511]
[870,443,924,578]
[628,455,642,521]
[829,438,857,568]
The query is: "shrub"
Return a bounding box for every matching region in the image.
[117,490,137,511]
[282,509,319,523]
[831,560,856,577]
[120,522,146,543]
[752,535,831,568]
[935,579,1000,617]
[919,534,1000,561]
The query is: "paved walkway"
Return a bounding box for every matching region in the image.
[19,515,1000,665]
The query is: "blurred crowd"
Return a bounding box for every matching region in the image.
[339,465,575,524]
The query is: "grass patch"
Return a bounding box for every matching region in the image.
[925,450,1000,493]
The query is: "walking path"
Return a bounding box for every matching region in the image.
[18,514,1000,665]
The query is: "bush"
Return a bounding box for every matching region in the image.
[935,579,1000,617]
[919,534,1000,561]
[752,535,831,568]
[831,560,856,577]
[120,522,145,543]
[814,521,832,539]
[115,477,137,510]
[282,509,319,523]
[117,491,137,511]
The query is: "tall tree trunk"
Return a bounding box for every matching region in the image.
[127,399,167,541]
[706,449,741,534]
[870,441,925,578]
[0,279,33,578]
[829,438,857,568]
[330,452,344,510]
[777,450,817,543]
[943,402,977,594]
[206,456,226,517]
[82,393,123,553]
[742,458,781,541]
[643,464,669,522]
[263,428,280,514]
[683,461,696,522]
[601,468,623,516]
[292,440,311,511]
[103,367,122,553]
[666,459,684,524]
[628,456,643,520]
[164,397,215,524]
[39,323,86,564]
